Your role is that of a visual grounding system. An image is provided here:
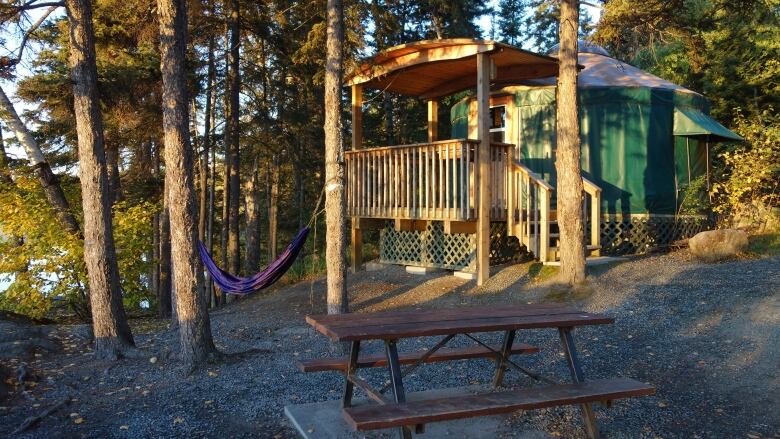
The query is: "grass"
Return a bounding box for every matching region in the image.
[527,262,559,283]
[747,232,780,256]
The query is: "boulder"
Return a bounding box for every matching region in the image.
[689,229,749,262]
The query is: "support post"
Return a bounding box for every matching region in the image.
[351,85,363,150]
[590,190,601,255]
[385,340,413,439]
[342,340,360,408]
[540,187,550,262]
[427,99,438,142]
[350,219,362,272]
[558,327,600,439]
[492,329,516,387]
[476,52,491,285]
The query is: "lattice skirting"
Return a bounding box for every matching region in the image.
[380,215,711,270]
[379,221,525,273]
[600,215,711,256]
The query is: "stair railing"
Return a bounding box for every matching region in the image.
[507,161,602,262]
[507,161,554,262]
[581,176,602,253]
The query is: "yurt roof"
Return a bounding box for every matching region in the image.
[526,43,700,95]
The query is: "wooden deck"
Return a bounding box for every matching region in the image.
[345,139,512,222]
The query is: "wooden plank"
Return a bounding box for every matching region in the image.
[297,342,539,372]
[476,52,491,285]
[344,378,655,431]
[351,85,362,150]
[351,223,362,273]
[443,220,477,234]
[427,100,438,142]
[309,303,572,326]
[307,307,614,342]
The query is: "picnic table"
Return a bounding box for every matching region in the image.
[299,303,654,439]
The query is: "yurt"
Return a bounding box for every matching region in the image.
[450,41,742,254]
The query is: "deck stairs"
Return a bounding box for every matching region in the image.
[506,161,602,265]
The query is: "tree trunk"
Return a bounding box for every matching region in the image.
[267,155,279,261]
[244,157,260,272]
[157,0,217,369]
[225,0,241,276]
[555,0,586,285]
[151,212,160,305]
[0,85,81,236]
[199,31,216,245]
[65,0,134,358]
[105,141,122,204]
[208,131,216,307]
[324,0,348,315]
[158,184,172,318]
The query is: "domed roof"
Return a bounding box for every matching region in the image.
[546,40,611,57]
[523,45,700,95]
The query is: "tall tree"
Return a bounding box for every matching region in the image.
[0,86,81,236]
[225,0,241,275]
[65,0,135,358]
[497,0,529,46]
[324,0,347,315]
[157,0,217,368]
[555,0,586,285]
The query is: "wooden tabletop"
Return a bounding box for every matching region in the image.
[306,303,614,342]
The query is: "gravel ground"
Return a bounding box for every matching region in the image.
[0,251,778,439]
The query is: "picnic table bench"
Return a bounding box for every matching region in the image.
[299,303,654,439]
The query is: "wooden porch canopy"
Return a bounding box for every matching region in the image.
[345,39,560,100]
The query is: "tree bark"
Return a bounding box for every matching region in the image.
[65,0,134,358]
[157,0,217,369]
[158,184,172,318]
[555,0,586,285]
[225,0,241,276]
[324,0,348,315]
[0,85,81,236]
[267,155,279,261]
[244,157,260,272]
[199,30,216,245]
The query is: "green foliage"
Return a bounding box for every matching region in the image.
[711,108,780,227]
[113,200,157,310]
[747,232,780,256]
[0,173,157,319]
[677,174,711,216]
[0,173,85,319]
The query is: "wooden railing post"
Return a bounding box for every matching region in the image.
[476,53,492,285]
[539,187,551,263]
[351,85,362,150]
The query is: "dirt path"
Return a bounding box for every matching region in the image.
[1,251,778,438]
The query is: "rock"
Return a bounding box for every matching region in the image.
[149,356,158,364]
[689,229,748,262]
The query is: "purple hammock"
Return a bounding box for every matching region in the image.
[198,227,310,296]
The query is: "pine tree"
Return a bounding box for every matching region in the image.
[65,0,135,359]
[497,0,529,47]
[156,0,218,369]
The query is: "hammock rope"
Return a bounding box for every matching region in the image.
[200,184,327,296]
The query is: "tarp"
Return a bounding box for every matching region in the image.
[673,107,743,141]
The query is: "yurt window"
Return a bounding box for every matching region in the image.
[490,106,506,142]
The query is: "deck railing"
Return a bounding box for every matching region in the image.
[345,139,512,222]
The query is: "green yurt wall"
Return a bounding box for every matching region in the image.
[449,84,715,215]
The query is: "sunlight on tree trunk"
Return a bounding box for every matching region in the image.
[555,0,586,285]
[244,157,260,272]
[157,0,217,370]
[65,0,134,358]
[324,0,348,315]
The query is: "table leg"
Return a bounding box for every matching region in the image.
[558,327,600,439]
[492,329,516,387]
[385,340,413,439]
[342,340,360,408]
